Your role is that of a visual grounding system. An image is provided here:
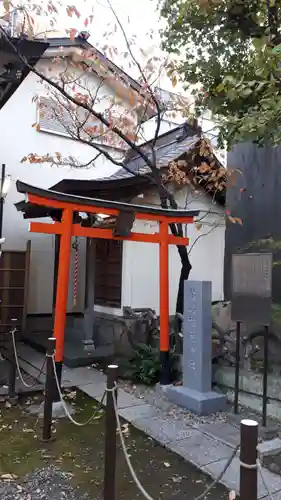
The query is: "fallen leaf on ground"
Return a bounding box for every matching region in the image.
[1,473,18,481]
[172,476,182,483]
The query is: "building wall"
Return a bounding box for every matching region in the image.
[224,143,281,303]
[95,186,225,317]
[0,58,130,314]
[139,116,182,143]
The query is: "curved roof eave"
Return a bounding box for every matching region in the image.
[16,180,199,219]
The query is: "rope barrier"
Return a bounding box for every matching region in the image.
[51,354,106,426]
[239,460,257,470]
[16,347,274,500]
[11,329,46,389]
[111,383,240,500]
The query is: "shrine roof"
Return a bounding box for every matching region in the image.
[15,180,199,220]
[50,123,226,206]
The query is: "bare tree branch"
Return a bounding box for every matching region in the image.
[0,24,160,171]
[188,222,221,256]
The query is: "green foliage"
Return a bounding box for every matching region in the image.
[271,303,281,326]
[238,237,281,266]
[125,343,161,385]
[123,343,179,385]
[160,0,281,148]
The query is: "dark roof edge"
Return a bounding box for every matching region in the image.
[50,173,150,192]
[124,122,198,163]
[16,180,199,218]
[42,36,143,96]
[0,38,50,111]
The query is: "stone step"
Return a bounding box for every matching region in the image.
[21,332,113,368]
[63,343,114,368]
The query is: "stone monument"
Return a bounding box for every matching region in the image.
[163,280,227,415]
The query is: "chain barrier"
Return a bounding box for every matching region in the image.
[11,329,46,389]
[110,383,240,500]
[51,353,106,426]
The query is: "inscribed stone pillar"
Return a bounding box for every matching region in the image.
[163,281,227,415]
[182,280,212,392]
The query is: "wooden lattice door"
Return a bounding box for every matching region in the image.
[94,239,123,308]
[0,241,31,335]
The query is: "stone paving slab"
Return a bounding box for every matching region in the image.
[79,383,147,410]
[194,422,240,449]
[168,432,234,467]
[133,411,194,445]
[116,390,147,409]
[118,403,159,422]
[77,382,106,400]
[258,438,281,458]
[66,367,105,387]
[265,492,281,500]
[204,456,281,498]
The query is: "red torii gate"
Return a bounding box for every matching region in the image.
[16,180,198,384]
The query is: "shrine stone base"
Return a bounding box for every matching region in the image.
[163,385,227,416]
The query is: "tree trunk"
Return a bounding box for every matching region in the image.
[157,184,192,319]
[176,257,192,315]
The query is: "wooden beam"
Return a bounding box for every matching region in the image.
[29,221,189,246]
[27,193,195,224]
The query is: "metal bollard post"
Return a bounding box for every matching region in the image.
[240,419,258,500]
[262,325,269,427]
[103,364,118,500]
[8,328,16,399]
[234,321,241,414]
[42,337,56,442]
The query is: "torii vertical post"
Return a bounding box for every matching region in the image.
[159,220,170,385]
[53,208,73,386]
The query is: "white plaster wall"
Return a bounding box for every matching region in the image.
[121,187,225,315]
[139,117,181,143]
[0,59,131,315]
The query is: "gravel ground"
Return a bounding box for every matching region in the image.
[0,393,229,500]
[120,380,281,429]
[120,379,281,477]
[0,467,90,500]
[120,380,229,425]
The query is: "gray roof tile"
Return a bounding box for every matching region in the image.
[110,134,200,180]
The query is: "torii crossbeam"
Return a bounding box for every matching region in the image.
[16,180,199,384]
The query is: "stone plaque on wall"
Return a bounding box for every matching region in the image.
[231,253,272,325]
